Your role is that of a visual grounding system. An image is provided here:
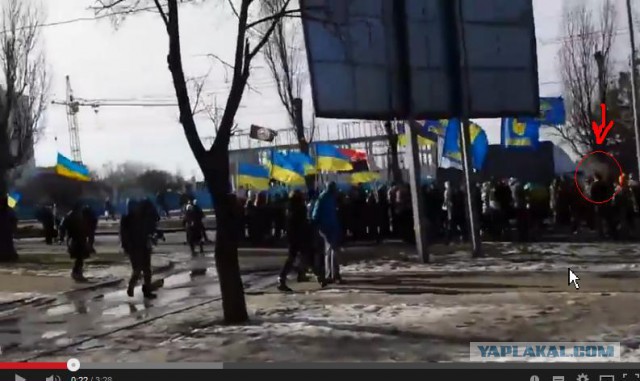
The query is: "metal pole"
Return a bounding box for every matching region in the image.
[451,0,482,258]
[626,0,640,179]
[393,0,429,262]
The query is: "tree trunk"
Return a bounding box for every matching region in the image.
[297,139,316,191]
[201,149,248,324]
[0,183,17,263]
[0,115,17,262]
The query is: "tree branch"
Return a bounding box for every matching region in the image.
[246,6,300,30]
[152,0,169,27]
[165,0,206,159]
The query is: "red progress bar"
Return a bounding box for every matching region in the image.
[0,363,67,370]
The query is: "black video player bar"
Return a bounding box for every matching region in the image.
[3,367,640,381]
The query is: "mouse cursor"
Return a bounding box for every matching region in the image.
[568,268,580,290]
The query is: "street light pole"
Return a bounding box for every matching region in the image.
[626,0,640,178]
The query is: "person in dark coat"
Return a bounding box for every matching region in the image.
[278,190,311,292]
[250,192,266,244]
[35,205,56,245]
[183,204,204,256]
[590,173,615,238]
[510,179,529,242]
[83,205,98,254]
[60,203,94,282]
[376,185,391,238]
[156,191,170,218]
[120,199,156,299]
[104,197,115,220]
[192,199,209,242]
[365,190,380,243]
[306,190,327,287]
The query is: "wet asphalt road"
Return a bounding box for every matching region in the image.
[0,232,281,360]
[0,269,276,360]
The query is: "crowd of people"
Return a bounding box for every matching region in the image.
[23,170,640,297]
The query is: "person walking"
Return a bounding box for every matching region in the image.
[278,190,311,292]
[312,182,343,284]
[120,199,157,299]
[60,203,93,282]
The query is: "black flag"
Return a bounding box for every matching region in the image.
[249,124,278,142]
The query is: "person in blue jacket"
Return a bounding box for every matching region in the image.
[311,181,343,284]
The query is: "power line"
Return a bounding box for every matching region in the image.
[0,4,164,34]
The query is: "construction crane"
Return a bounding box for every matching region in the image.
[51,75,179,164]
[51,76,87,163]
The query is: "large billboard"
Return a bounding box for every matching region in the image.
[301,0,540,120]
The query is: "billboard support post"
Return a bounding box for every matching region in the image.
[448,0,483,258]
[393,0,429,263]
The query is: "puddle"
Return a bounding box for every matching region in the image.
[45,304,75,317]
[41,330,66,339]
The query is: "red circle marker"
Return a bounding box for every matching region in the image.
[574,150,623,204]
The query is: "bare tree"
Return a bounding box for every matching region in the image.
[0,0,48,262]
[554,0,616,157]
[95,0,307,323]
[204,96,239,135]
[259,0,323,189]
[260,0,303,127]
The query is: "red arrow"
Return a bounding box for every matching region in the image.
[591,103,614,145]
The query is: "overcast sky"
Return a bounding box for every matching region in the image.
[31,0,636,179]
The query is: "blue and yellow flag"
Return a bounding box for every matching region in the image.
[350,171,381,185]
[7,192,20,208]
[470,123,489,170]
[237,163,270,190]
[442,119,488,170]
[537,97,565,125]
[397,122,437,147]
[501,117,540,149]
[266,151,306,185]
[315,143,353,172]
[442,119,463,162]
[284,151,316,175]
[55,153,91,181]
[425,120,447,137]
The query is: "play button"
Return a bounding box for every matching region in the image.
[15,374,25,381]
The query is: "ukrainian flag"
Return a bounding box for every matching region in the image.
[470,123,489,170]
[426,120,447,137]
[266,151,306,185]
[237,163,270,190]
[284,151,316,175]
[501,117,540,149]
[442,119,488,170]
[350,171,380,185]
[55,153,91,181]
[442,119,463,162]
[397,122,437,147]
[7,192,20,208]
[315,143,353,172]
